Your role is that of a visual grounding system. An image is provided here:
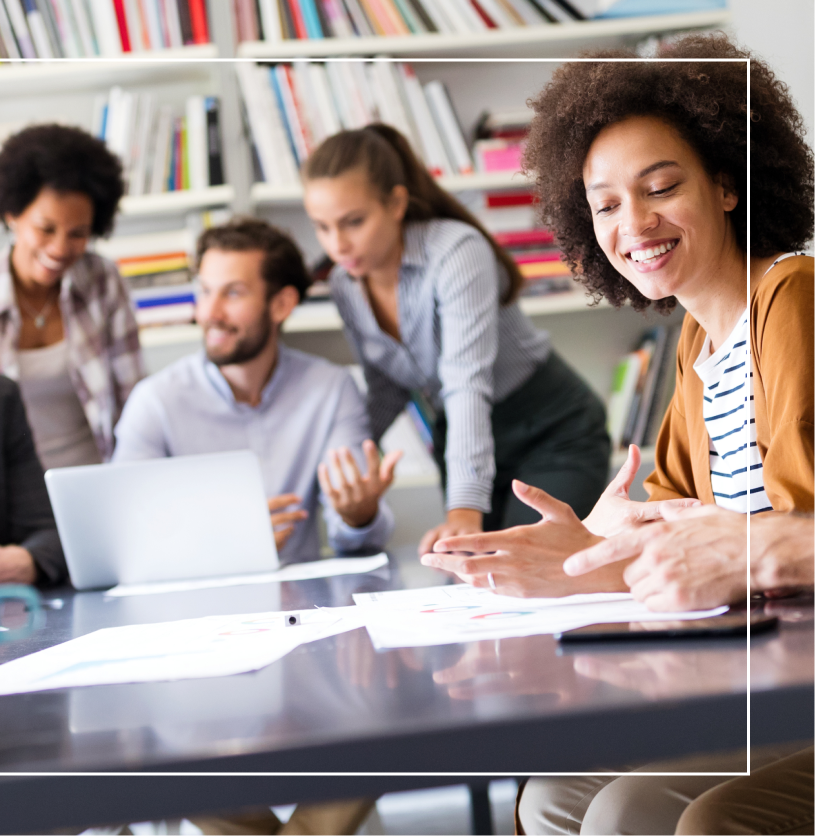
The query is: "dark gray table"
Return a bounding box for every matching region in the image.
[0,551,811,834]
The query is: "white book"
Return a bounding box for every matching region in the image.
[257,0,281,41]
[416,0,455,33]
[185,95,209,191]
[3,0,36,57]
[292,61,325,146]
[160,0,182,48]
[367,61,420,153]
[140,0,163,49]
[325,61,364,130]
[322,0,353,38]
[347,61,376,121]
[122,0,144,50]
[474,0,517,27]
[46,0,77,56]
[397,63,453,177]
[341,0,373,36]
[149,104,173,194]
[107,87,134,165]
[446,0,484,31]
[87,0,120,54]
[423,81,473,176]
[27,6,52,57]
[235,63,298,186]
[503,0,548,24]
[273,65,309,167]
[67,0,96,54]
[91,93,107,137]
[128,94,155,196]
[308,63,342,139]
[0,0,21,58]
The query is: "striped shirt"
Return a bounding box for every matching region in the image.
[0,247,145,462]
[694,310,769,513]
[330,218,551,512]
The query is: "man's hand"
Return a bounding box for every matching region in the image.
[565,504,748,611]
[420,481,625,598]
[318,440,402,529]
[267,494,308,551]
[582,444,701,537]
[417,507,483,557]
[0,546,37,585]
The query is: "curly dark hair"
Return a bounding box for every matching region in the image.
[523,33,814,313]
[0,123,124,237]
[196,217,312,302]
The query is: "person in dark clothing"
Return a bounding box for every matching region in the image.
[0,374,66,585]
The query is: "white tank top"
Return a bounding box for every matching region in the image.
[17,340,102,470]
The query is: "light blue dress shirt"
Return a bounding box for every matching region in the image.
[331,218,551,513]
[112,344,394,562]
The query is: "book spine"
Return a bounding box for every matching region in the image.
[298,0,322,36]
[38,0,65,55]
[277,0,295,36]
[0,0,21,57]
[21,0,53,56]
[285,0,307,37]
[187,0,208,42]
[257,0,281,40]
[88,0,123,53]
[148,104,172,193]
[375,0,410,34]
[70,0,98,52]
[176,0,193,43]
[204,97,225,186]
[397,63,452,176]
[162,0,183,46]
[269,66,304,165]
[423,80,473,175]
[4,0,36,57]
[356,0,385,34]
[340,0,371,35]
[308,62,342,137]
[111,0,131,49]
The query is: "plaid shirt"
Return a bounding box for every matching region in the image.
[0,247,144,462]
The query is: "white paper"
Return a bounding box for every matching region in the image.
[353,584,729,649]
[0,607,366,695]
[105,554,389,598]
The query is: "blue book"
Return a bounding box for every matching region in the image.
[268,68,301,166]
[298,0,324,38]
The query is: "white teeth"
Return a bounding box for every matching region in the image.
[630,241,675,262]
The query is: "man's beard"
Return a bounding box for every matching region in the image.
[204,311,272,366]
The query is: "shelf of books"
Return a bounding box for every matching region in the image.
[0,1,214,63]
[235,10,730,59]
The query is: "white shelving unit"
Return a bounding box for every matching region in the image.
[119,185,235,217]
[236,11,730,59]
[250,171,531,206]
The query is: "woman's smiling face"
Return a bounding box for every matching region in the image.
[583,116,739,303]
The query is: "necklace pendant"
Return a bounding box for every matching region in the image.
[34,314,45,329]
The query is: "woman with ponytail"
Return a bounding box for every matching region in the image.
[303,123,610,554]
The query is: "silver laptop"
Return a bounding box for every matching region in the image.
[45,451,279,590]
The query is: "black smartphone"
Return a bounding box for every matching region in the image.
[555,613,778,643]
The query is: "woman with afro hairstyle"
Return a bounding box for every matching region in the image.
[420,31,814,836]
[422,33,813,604]
[0,124,144,479]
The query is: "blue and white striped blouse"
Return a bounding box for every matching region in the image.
[694,310,770,514]
[329,218,551,513]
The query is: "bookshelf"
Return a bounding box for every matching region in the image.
[119,185,235,216]
[236,11,730,59]
[250,170,531,206]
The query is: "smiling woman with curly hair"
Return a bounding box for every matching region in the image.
[422,32,813,594]
[524,32,813,313]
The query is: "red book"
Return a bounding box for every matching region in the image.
[188,0,210,43]
[486,192,537,208]
[494,229,555,247]
[286,0,308,39]
[470,0,496,27]
[112,0,132,51]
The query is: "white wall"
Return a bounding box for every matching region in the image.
[727,0,814,146]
